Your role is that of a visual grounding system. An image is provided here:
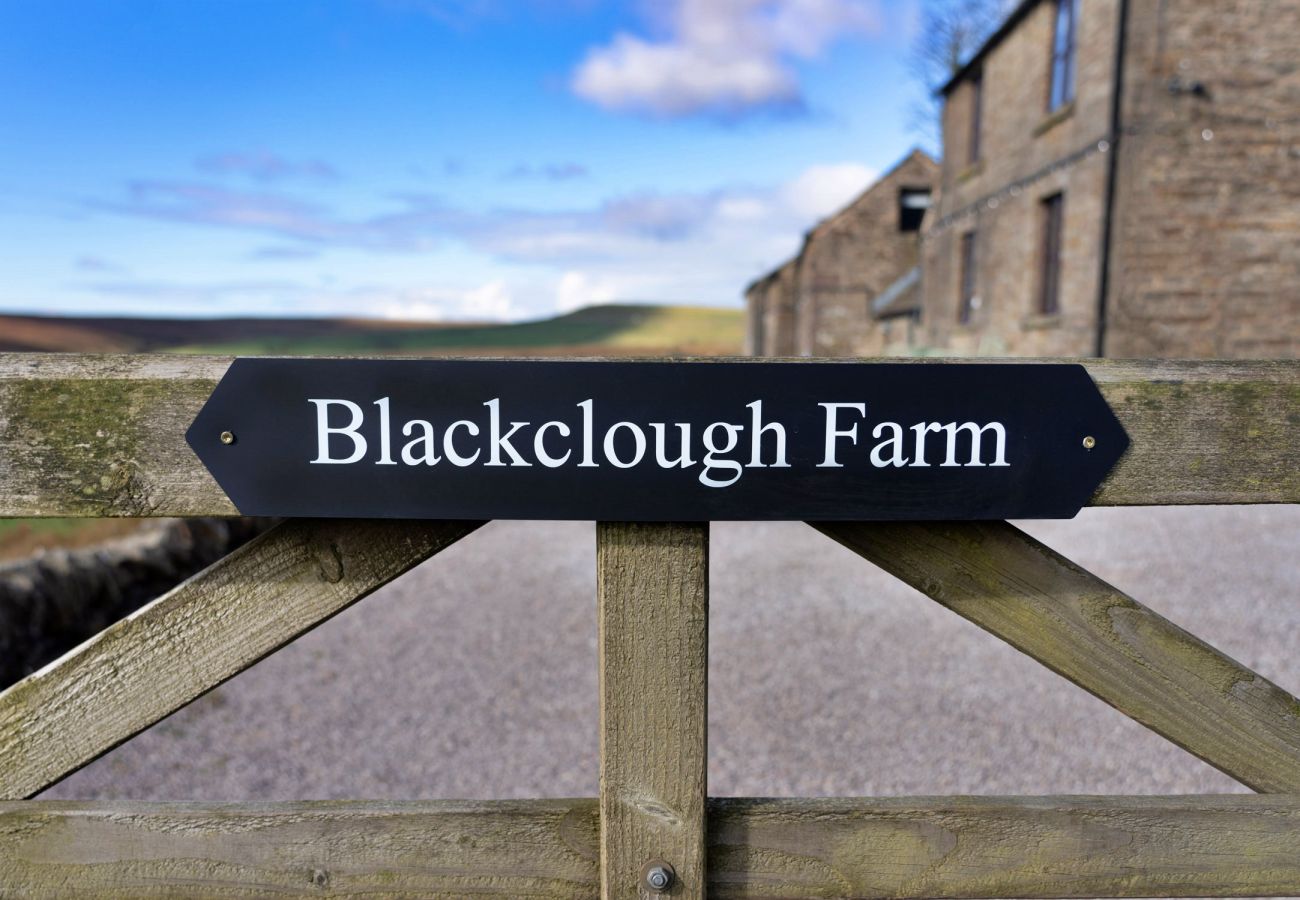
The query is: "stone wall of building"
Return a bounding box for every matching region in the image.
[1106,0,1300,358]
[870,313,923,355]
[759,259,799,356]
[921,150,1111,356]
[744,278,767,356]
[795,150,937,356]
[920,0,1121,356]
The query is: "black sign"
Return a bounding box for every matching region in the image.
[187,359,1128,521]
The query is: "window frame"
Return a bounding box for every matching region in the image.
[1048,0,1079,112]
[898,187,932,232]
[1038,193,1065,316]
[958,230,978,324]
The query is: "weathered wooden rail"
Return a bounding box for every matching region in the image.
[0,354,1297,897]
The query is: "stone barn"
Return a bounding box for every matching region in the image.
[745,149,938,357]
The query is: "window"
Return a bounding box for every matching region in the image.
[958,231,978,324]
[969,72,983,164]
[1039,193,1065,315]
[1049,0,1078,111]
[898,188,931,232]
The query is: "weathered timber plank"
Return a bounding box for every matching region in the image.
[598,522,708,900]
[1084,358,1300,505]
[708,795,1300,898]
[0,518,482,799]
[1,355,1295,516]
[0,354,233,517]
[5,796,1300,898]
[816,520,1300,792]
[0,799,601,898]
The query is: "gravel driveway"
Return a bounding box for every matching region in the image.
[43,505,1300,801]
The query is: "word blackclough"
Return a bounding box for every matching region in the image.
[308,397,1011,489]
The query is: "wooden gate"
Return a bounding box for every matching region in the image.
[0,355,1298,897]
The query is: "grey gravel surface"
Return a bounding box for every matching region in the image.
[43,506,1299,801]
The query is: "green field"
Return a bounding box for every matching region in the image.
[171,304,745,356]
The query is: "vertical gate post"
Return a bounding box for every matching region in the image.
[597,522,709,900]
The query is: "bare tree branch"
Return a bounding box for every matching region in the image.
[908,0,1008,149]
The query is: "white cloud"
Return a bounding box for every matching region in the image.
[377,280,518,321]
[572,35,797,117]
[714,196,769,222]
[556,270,624,312]
[391,160,882,313]
[471,160,877,272]
[765,0,881,55]
[377,297,449,321]
[780,162,877,219]
[99,181,458,252]
[89,158,885,319]
[464,159,883,313]
[571,0,882,117]
[461,279,518,319]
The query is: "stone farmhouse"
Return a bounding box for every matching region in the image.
[747,0,1299,359]
[745,150,938,356]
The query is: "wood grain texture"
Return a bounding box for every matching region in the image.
[708,795,1300,898]
[0,354,233,517]
[816,520,1300,793]
[0,518,482,799]
[598,522,708,900]
[1,355,1295,516]
[0,799,600,898]
[1083,358,1300,506]
[5,796,1300,898]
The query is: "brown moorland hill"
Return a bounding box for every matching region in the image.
[0,314,478,353]
[0,304,745,357]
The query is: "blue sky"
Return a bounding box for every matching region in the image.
[0,0,931,321]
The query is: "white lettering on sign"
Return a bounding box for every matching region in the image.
[308,399,367,464]
[307,397,1010,487]
[817,402,866,468]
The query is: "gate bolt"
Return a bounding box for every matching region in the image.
[641,860,675,893]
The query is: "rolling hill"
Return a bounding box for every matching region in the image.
[0,304,745,357]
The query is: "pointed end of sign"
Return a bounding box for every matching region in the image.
[1072,364,1131,510]
[187,359,256,515]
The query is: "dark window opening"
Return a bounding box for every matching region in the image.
[898,188,931,232]
[958,231,978,324]
[969,73,983,164]
[1049,0,1078,111]
[1039,193,1065,315]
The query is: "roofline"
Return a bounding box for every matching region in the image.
[805,147,938,239]
[936,0,1042,96]
[743,255,800,295]
[744,147,938,294]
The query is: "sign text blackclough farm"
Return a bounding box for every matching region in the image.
[306,397,1013,483]
[187,359,1128,520]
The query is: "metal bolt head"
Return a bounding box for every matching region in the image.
[1082,435,1096,450]
[641,860,675,893]
[220,431,236,445]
